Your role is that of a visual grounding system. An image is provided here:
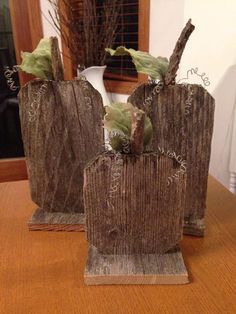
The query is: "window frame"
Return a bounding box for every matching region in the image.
[61,0,150,94]
[0,0,43,179]
[9,0,43,86]
[104,0,150,94]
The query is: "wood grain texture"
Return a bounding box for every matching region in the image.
[128,84,215,236]
[51,37,64,81]
[0,178,236,313]
[28,208,85,231]
[164,19,195,85]
[0,158,27,182]
[183,218,205,236]
[18,79,104,216]
[130,110,145,154]
[84,152,186,255]
[129,84,187,154]
[85,245,188,285]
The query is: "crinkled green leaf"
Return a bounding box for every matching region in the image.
[109,133,128,152]
[103,102,153,152]
[105,46,169,80]
[104,102,133,136]
[19,38,53,79]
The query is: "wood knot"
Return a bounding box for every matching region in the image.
[108,228,119,240]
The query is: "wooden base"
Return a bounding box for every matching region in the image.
[84,246,189,285]
[28,208,85,231]
[184,218,205,237]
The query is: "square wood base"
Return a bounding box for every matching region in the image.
[28,208,85,231]
[184,218,205,237]
[84,246,189,285]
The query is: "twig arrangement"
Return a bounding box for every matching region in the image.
[48,0,122,71]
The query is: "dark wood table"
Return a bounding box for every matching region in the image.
[0,177,236,313]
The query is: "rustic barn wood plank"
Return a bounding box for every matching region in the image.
[85,245,189,285]
[84,152,188,284]
[183,219,205,236]
[28,208,85,231]
[128,84,188,155]
[128,83,215,236]
[18,79,104,231]
[84,152,185,255]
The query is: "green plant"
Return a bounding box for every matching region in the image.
[105,46,169,81]
[103,102,153,152]
[19,38,53,79]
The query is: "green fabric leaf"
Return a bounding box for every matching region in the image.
[109,134,128,152]
[19,38,53,79]
[105,46,169,80]
[103,102,153,152]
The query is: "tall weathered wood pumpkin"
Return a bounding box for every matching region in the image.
[18,38,104,231]
[127,19,215,236]
[128,83,215,236]
[19,79,103,231]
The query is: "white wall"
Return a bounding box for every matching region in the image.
[40,0,236,191]
[181,0,236,191]
[40,0,61,48]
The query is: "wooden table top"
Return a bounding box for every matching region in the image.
[0,177,236,314]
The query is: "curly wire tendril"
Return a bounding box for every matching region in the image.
[142,80,164,114]
[109,129,131,154]
[78,74,90,91]
[78,76,94,111]
[4,65,20,91]
[157,146,187,186]
[106,151,124,213]
[177,67,210,87]
[78,74,87,81]
[106,129,131,212]
[182,84,195,116]
[28,83,48,123]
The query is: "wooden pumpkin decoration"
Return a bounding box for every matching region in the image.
[18,38,104,231]
[128,84,215,236]
[83,110,189,285]
[128,20,215,236]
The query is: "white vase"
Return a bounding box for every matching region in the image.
[78,65,111,149]
[78,65,110,107]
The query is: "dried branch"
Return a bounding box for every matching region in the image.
[165,19,195,85]
[130,110,145,155]
[51,37,64,80]
[47,0,122,71]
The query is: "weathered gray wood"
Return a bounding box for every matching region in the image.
[84,152,186,255]
[128,83,215,236]
[18,79,104,230]
[85,245,189,285]
[130,109,145,154]
[50,37,64,81]
[28,208,85,231]
[129,84,188,154]
[165,19,195,85]
[84,152,188,284]
[183,218,205,236]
